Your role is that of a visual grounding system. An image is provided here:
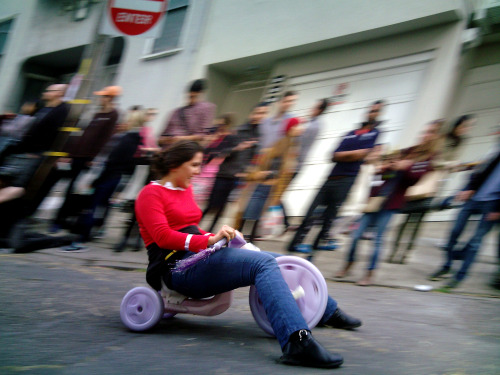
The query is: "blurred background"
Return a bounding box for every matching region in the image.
[1,0,499,218]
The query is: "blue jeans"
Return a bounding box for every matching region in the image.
[442,199,497,281]
[170,248,338,348]
[348,210,396,270]
[243,184,272,221]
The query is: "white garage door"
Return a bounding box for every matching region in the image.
[282,52,433,216]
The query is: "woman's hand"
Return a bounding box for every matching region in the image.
[208,225,237,246]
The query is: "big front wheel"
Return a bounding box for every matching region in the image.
[249,256,328,336]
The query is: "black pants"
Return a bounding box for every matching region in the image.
[54,157,91,226]
[288,176,356,251]
[203,177,238,233]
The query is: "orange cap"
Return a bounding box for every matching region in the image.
[94,86,122,97]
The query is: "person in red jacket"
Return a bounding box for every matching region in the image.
[135,140,362,369]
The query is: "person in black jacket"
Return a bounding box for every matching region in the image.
[429,147,500,288]
[0,85,69,193]
[51,86,121,231]
[202,103,268,232]
[16,84,70,155]
[61,111,143,251]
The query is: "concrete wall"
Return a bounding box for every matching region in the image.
[113,0,211,137]
[196,0,464,67]
[0,0,103,111]
[0,0,212,136]
[24,0,97,58]
[271,23,467,146]
[0,0,37,111]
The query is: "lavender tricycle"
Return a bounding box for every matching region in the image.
[120,235,328,336]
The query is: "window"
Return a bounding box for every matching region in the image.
[0,19,14,57]
[152,0,189,54]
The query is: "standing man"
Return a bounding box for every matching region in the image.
[17,84,70,155]
[51,86,121,232]
[288,100,385,253]
[258,91,298,229]
[1,84,70,193]
[0,84,71,248]
[203,102,269,232]
[159,79,216,147]
[259,91,298,149]
[429,148,500,289]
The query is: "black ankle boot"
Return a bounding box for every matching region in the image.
[279,329,343,368]
[322,308,362,329]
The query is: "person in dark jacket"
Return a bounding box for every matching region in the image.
[16,84,70,155]
[61,111,143,251]
[202,103,268,232]
[52,86,121,231]
[336,121,440,286]
[0,84,69,203]
[288,100,384,254]
[429,146,500,289]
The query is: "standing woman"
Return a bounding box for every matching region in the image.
[441,114,475,163]
[336,122,440,285]
[236,118,302,241]
[388,115,475,264]
[135,140,362,369]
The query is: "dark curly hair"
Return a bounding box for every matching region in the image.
[447,114,474,148]
[152,140,204,178]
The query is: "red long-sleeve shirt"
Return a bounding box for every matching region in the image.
[135,182,212,252]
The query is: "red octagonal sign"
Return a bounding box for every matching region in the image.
[108,0,168,36]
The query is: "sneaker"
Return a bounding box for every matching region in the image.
[428,267,452,281]
[320,308,362,330]
[59,242,88,253]
[315,239,338,251]
[443,278,460,289]
[48,224,61,234]
[290,244,313,254]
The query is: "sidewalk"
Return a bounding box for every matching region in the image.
[28,202,500,298]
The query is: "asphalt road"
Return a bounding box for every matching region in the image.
[1,252,499,375]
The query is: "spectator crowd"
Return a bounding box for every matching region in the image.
[0,78,498,292]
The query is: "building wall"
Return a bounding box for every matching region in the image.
[1,0,497,221]
[192,0,472,216]
[113,0,211,137]
[0,0,38,112]
[270,22,466,145]
[0,0,103,112]
[24,0,97,58]
[196,0,463,67]
[428,39,500,221]
[0,0,211,137]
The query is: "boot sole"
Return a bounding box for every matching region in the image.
[279,356,343,368]
[322,322,362,330]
